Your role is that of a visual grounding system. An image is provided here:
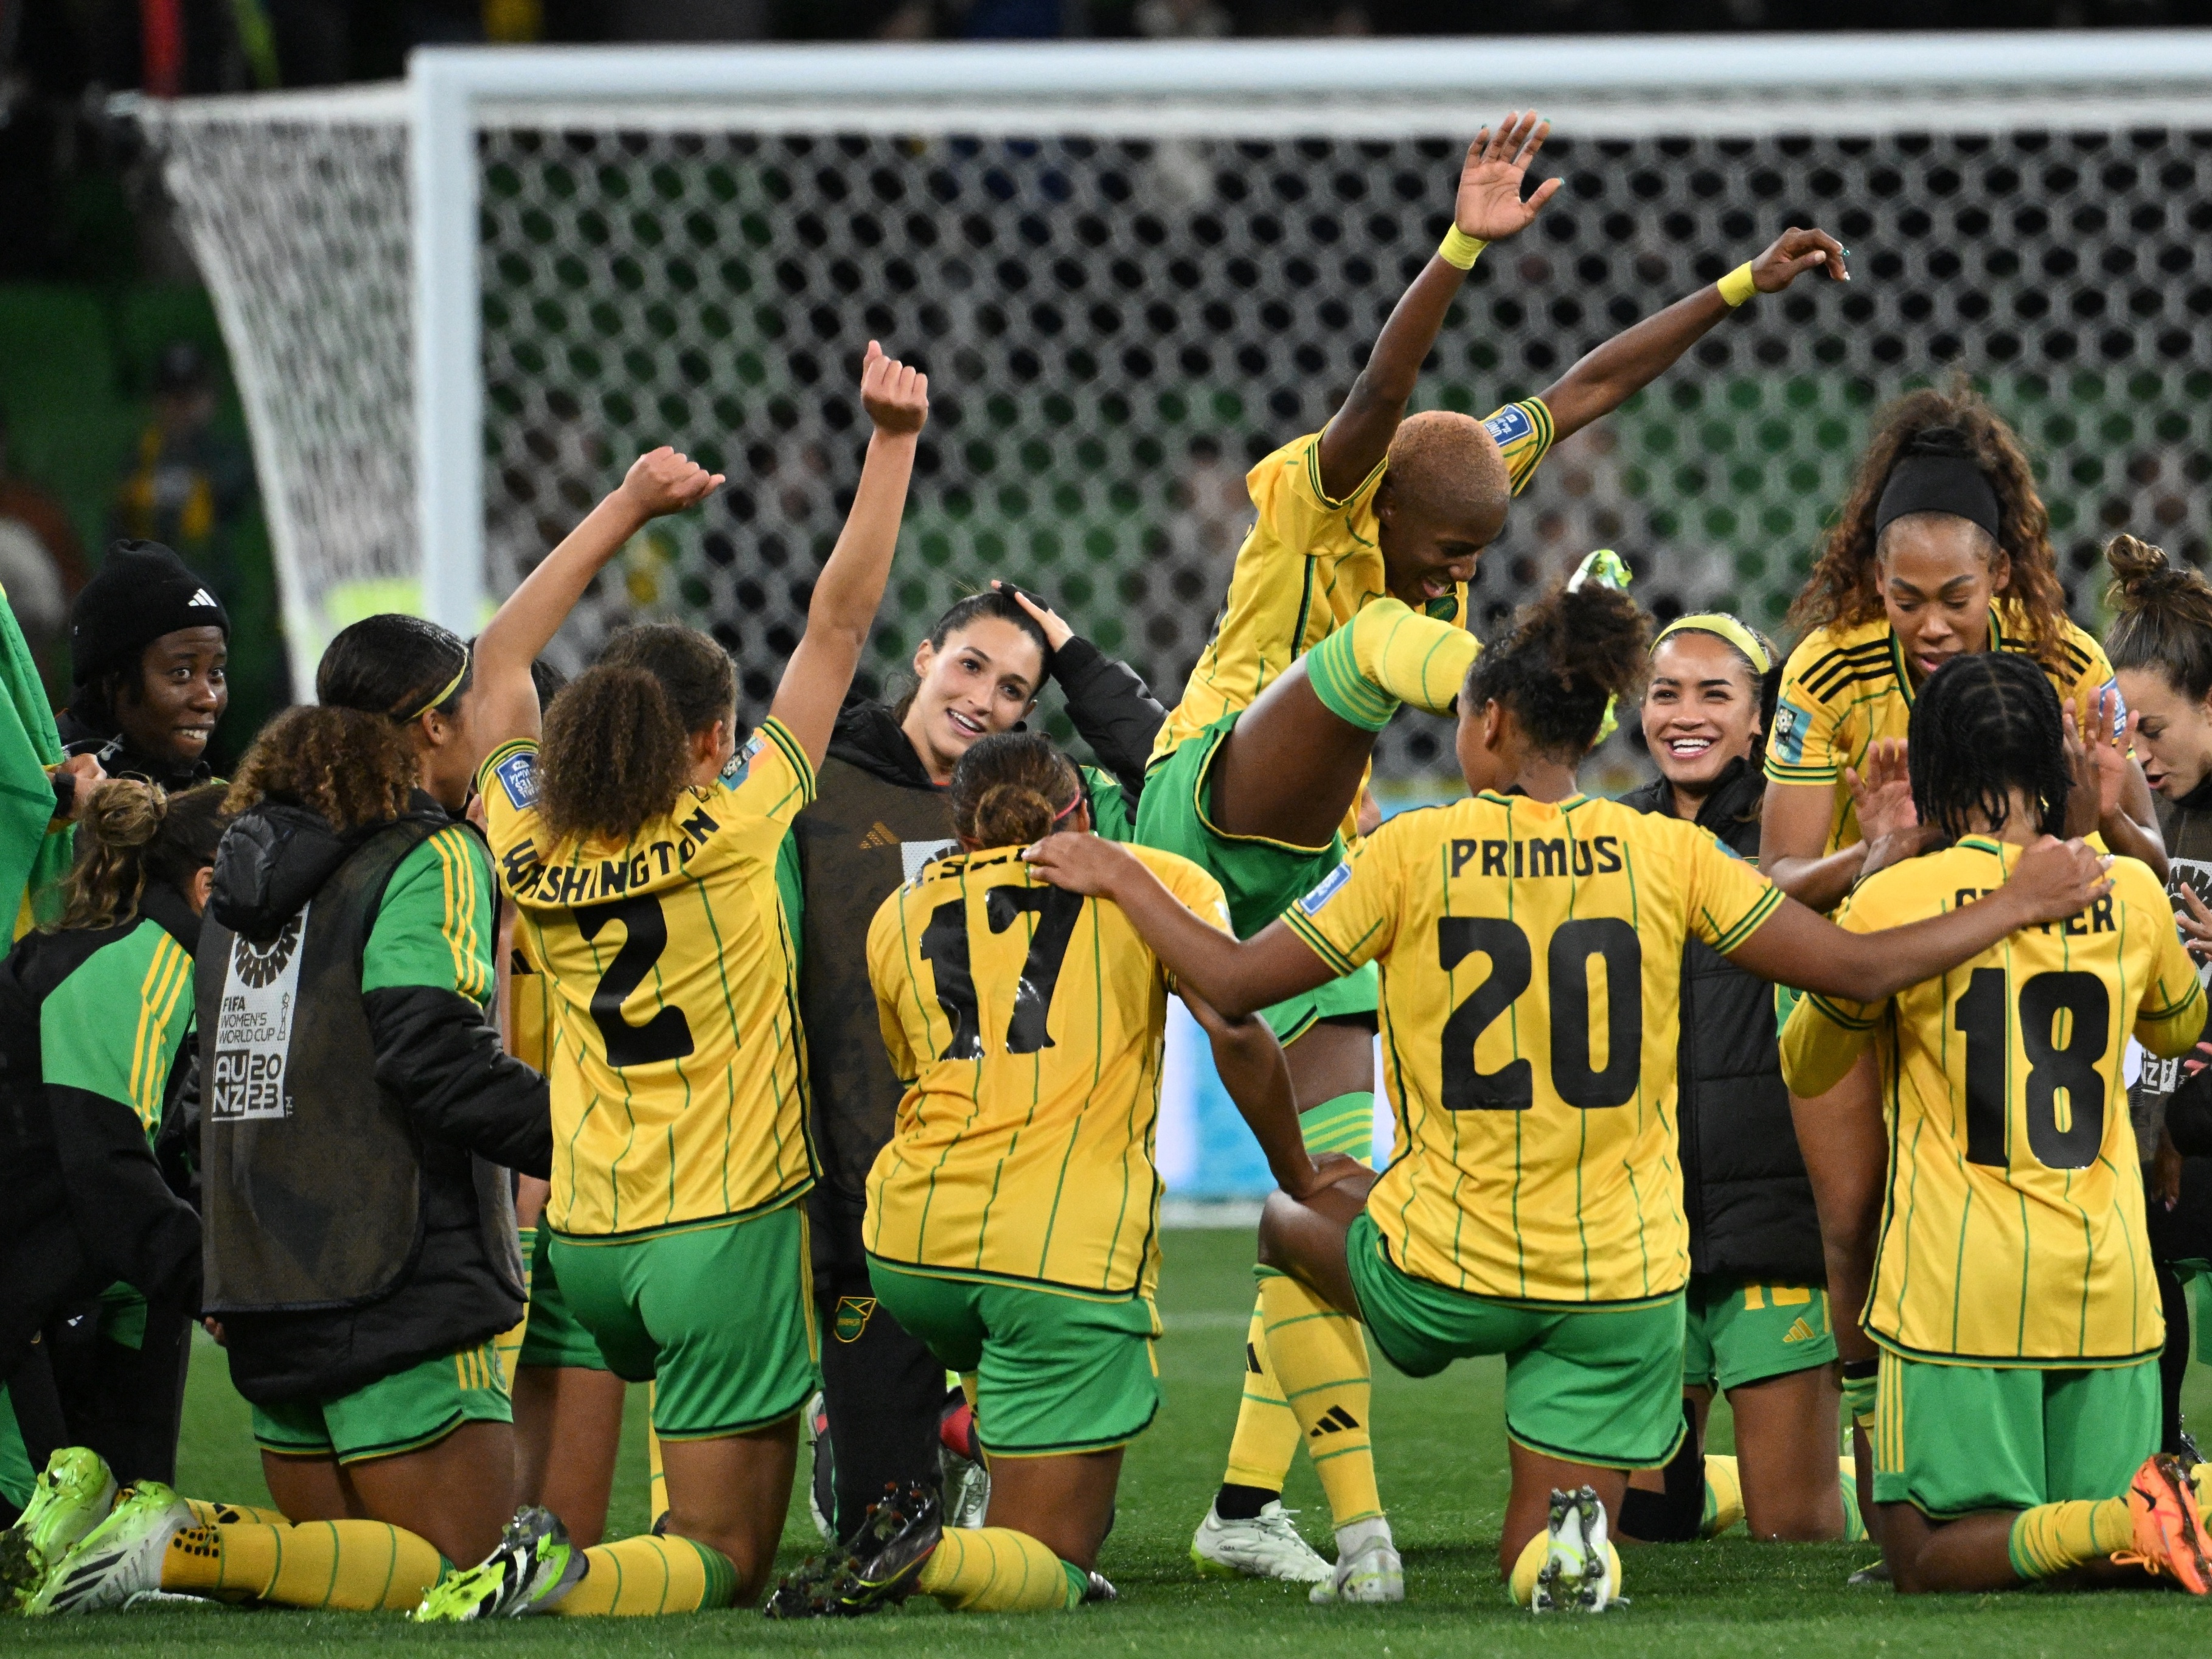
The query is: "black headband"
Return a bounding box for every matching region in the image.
[1874,430,2002,543]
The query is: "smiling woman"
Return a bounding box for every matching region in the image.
[55,540,230,791]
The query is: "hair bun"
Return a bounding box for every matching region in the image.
[1903,425,1975,459]
[2104,532,2177,594]
[83,779,167,850]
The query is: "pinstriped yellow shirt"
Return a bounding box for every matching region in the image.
[864,843,1231,1298]
[478,720,818,1240]
[1150,407,1555,767]
[1780,841,2205,1366]
[1282,793,1781,1306]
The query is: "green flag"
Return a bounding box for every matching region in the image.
[0,585,68,934]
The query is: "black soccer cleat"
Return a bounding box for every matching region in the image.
[829,1481,944,1616]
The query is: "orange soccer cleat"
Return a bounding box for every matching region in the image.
[2117,1453,2212,1595]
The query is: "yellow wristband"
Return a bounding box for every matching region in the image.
[1717,261,1759,307]
[1438,226,1487,271]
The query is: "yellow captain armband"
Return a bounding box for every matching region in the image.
[1437,226,1487,271]
[1717,261,1759,307]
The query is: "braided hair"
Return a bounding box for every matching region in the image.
[1462,580,1650,762]
[1907,653,2071,843]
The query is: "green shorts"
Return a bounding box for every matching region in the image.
[549,1204,818,1441]
[1872,1352,2157,1517]
[1683,1275,1836,1393]
[867,1259,1160,1457]
[252,1341,512,1464]
[516,1220,611,1372]
[1136,715,1377,1042]
[1346,1211,1685,1469]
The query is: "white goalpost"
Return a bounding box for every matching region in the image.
[131,33,2212,781]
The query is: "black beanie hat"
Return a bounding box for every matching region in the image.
[69,540,231,689]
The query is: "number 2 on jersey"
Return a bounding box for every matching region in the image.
[1437,916,1641,1110]
[576,894,697,1067]
[920,886,1085,1060]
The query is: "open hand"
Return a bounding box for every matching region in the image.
[860,340,928,437]
[2004,835,2115,927]
[1453,111,1563,243]
[1751,226,1850,292]
[991,580,1073,651]
[2177,883,2212,965]
[2061,692,2133,836]
[617,446,725,519]
[1021,829,1135,896]
[1845,738,1915,843]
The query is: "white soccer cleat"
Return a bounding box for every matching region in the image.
[940,1445,990,1531]
[1191,1500,1331,1584]
[1308,1520,1403,1604]
[26,1481,193,1616]
[1531,1486,1618,1614]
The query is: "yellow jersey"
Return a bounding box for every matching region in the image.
[1766,607,2121,857]
[864,842,1231,1298]
[1150,406,1555,763]
[478,720,817,1240]
[1779,841,2205,1366]
[1283,791,1782,1305]
[506,945,554,1074]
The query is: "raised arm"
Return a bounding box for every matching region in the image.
[472,446,725,753]
[1023,832,1335,1016]
[768,343,929,767]
[1538,228,1848,442]
[1313,113,1560,501]
[1725,835,2113,1003]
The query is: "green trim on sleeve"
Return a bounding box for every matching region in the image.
[361,826,498,1004]
[1282,907,1362,978]
[1707,883,1786,956]
[756,718,816,807]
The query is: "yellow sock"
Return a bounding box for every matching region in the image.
[161,1520,445,1609]
[183,1498,287,1526]
[916,1526,1083,1613]
[1700,1452,1744,1537]
[2008,1498,2133,1581]
[1838,1455,1868,1542]
[1508,1526,1624,1606]
[1306,598,1479,728]
[647,1380,667,1532]
[550,1533,739,1615]
[1220,1291,1302,1493]
[1256,1270,1382,1529]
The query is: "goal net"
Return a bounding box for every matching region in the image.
[131,38,2212,789]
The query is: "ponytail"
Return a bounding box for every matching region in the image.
[55,780,229,931]
[951,732,1082,849]
[2104,533,2212,703]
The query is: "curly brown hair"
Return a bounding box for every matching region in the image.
[55,781,228,931]
[1462,580,1650,762]
[1786,383,2070,665]
[223,706,419,829]
[951,732,1082,847]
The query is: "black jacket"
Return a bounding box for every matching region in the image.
[1619,760,1825,1285]
[794,635,1166,1226]
[0,882,204,1374]
[201,794,549,1403]
[2135,775,2212,1158]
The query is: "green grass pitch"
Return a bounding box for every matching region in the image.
[16,1226,2212,1655]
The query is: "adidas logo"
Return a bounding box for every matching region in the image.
[1245,1341,1264,1377]
[1781,1316,1819,1344]
[188,587,218,608]
[859,821,899,849]
[1309,1405,1362,1437]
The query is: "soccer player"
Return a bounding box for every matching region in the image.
[1778,652,2211,1596]
[767,731,1333,1618]
[1760,389,2166,1513]
[25,618,554,1618]
[1615,616,1852,1545]
[1029,577,2115,1610]
[422,341,928,1618]
[1146,113,1852,1595]
[2099,534,2212,1457]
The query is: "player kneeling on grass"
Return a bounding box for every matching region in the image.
[1779,652,2212,1596]
[764,731,1340,1617]
[1026,578,2116,1611]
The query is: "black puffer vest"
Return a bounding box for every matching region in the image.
[1619,759,1825,1285]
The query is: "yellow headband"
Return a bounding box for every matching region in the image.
[1654,613,1771,678]
[402,645,472,723]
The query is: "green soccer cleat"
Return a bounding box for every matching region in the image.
[412,1506,586,1621]
[24,1480,192,1616]
[3,1447,119,1610]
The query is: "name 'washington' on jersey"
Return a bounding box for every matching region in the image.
[1780,841,2204,1366]
[1282,791,1782,1305]
[1765,605,2121,859]
[864,843,1233,1299]
[478,720,817,1239]
[1150,407,1554,764]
